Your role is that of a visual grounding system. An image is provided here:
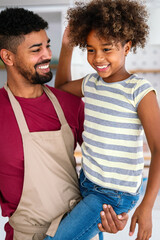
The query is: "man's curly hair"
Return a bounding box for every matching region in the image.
[0,8,48,53]
[67,0,149,53]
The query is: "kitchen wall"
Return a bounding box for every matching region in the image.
[127,45,160,103]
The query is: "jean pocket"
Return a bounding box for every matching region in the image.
[129,197,139,211]
[79,170,95,197]
[94,186,118,197]
[121,192,140,213]
[79,169,87,187]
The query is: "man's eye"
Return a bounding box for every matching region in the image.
[32,49,40,52]
[47,44,51,48]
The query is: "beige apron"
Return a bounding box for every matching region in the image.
[5,84,99,240]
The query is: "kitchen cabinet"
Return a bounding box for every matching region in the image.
[0,0,73,6]
[148,8,160,45]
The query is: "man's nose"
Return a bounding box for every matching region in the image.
[42,48,52,60]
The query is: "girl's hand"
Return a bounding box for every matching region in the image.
[129,204,152,240]
[62,26,72,47]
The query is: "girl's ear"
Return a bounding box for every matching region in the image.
[0,49,14,66]
[124,41,132,56]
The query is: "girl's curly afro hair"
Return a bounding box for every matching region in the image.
[67,0,149,53]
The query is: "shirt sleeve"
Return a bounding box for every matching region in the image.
[133,78,156,109]
[77,99,84,146]
[81,74,90,96]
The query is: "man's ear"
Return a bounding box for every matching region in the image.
[124,41,132,56]
[0,49,14,66]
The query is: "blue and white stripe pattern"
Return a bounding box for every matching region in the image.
[81,73,155,194]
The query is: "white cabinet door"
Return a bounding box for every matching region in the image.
[0,0,71,6]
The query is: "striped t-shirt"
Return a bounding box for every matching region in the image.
[81,73,155,194]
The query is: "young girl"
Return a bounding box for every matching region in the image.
[45,0,160,239]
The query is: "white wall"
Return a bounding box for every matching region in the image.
[0,209,8,240]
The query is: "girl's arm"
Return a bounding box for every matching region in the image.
[130,90,160,240]
[55,27,83,97]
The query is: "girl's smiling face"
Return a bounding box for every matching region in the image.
[86,30,131,83]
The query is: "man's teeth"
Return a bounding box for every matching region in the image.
[38,65,49,69]
[97,65,108,69]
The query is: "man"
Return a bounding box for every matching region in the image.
[0,7,128,240]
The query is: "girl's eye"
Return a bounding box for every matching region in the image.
[104,48,110,52]
[47,44,51,48]
[87,49,94,53]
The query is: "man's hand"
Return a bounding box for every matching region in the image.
[98,204,128,233]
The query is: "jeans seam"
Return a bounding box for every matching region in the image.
[73,216,101,240]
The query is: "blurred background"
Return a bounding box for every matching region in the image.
[0,0,160,239]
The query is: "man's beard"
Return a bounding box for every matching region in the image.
[16,60,53,85]
[31,71,53,85]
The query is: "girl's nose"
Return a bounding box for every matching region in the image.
[95,51,105,62]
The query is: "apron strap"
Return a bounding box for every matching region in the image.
[42,85,67,126]
[4,83,69,134]
[4,83,29,134]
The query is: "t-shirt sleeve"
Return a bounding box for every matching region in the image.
[133,79,156,109]
[81,74,90,96]
[77,99,84,146]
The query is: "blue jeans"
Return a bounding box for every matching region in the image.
[44,169,140,240]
